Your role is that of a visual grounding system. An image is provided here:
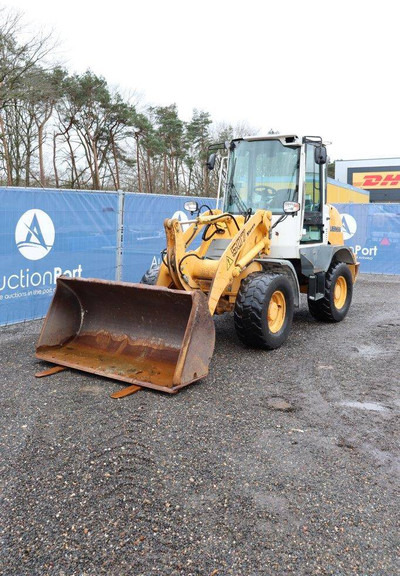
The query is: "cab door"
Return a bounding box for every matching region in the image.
[301,141,326,243]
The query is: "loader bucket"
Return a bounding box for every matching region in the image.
[36,277,215,393]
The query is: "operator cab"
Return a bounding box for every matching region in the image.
[224,136,301,215]
[220,134,327,245]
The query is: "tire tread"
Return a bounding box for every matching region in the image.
[234,272,293,349]
[308,262,352,322]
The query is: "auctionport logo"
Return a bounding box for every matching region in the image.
[15,209,55,260]
[172,210,190,232]
[341,213,357,241]
[341,212,379,260]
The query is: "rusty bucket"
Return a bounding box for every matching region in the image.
[36,277,215,393]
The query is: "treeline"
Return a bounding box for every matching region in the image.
[0,8,254,196]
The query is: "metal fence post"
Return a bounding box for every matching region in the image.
[116,189,125,281]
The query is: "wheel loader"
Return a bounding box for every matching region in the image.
[36,135,359,394]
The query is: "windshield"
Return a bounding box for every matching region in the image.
[225,139,300,214]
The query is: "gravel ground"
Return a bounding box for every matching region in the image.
[1,274,399,576]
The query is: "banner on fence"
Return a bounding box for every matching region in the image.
[335,203,400,274]
[0,188,119,325]
[122,194,216,283]
[0,188,215,325]
[1,188,398,326]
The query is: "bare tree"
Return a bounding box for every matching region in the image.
[0,7,261,196]
[0,7,55,185]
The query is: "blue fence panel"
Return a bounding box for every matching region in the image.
[335,203,400,274]
[2,189,397,327]
[0,188,118,325]
[122,194,217,282]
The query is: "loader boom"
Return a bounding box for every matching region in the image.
[159,210,272,314]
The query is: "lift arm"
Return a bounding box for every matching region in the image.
[160,210,272,315]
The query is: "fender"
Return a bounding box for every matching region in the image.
[254,257,300,307]
[300,245,358,277]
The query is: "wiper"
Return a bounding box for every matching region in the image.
[227,160,249,214]
[289,160,300,201]
[228,181,249,214]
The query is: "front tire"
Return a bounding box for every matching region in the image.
[234,272,294,349]
[308,262,353,322]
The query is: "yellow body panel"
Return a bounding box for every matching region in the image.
[327,179,369,203]
[157,210,272,315]
[327,205,345,246]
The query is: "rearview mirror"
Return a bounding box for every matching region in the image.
[283,201,300,214]
[206,153,216,170]
[315,145,327,165]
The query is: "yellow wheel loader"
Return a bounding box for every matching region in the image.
[36,135,359,394]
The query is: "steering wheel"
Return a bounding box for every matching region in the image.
[254,185,277,195]
[254,185,277,206]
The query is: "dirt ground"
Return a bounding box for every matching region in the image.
[1,274,399,576]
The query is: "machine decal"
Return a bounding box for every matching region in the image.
[246,223,256,236]
[226,256,234,270]
[230,229,246,257]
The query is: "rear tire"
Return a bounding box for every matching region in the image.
[140,266,160,285]
[308,262,353,322]
[234,272,294,349]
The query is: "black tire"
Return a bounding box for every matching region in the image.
[308,262,353,322]
[140,265,160,285]
[234,272,294,350]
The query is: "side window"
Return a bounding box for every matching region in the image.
[301,143,324,243]
[305,144,321,212]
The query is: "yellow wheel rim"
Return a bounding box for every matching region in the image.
[334,276,347,310]
[268,290,286,333]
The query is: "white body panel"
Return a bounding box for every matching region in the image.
[269,214,302,259]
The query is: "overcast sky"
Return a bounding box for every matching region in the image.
[3,0,399,162]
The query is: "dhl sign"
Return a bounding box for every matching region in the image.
[352,170,400,190]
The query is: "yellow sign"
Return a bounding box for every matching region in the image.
[352,171,400,189]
